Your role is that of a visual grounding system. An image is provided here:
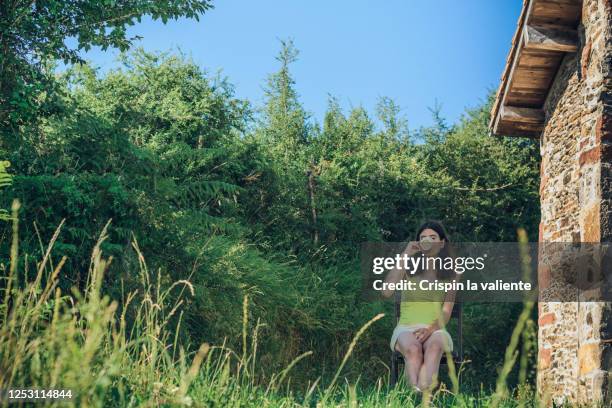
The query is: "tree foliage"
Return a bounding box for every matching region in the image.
[0,0,213,142]
[1,32,540,391]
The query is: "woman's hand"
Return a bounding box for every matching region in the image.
[414,323,438,343]
[404,241,421,256]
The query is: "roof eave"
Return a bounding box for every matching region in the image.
[489,0,582,138]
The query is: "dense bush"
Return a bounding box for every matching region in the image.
[1,37,540,395]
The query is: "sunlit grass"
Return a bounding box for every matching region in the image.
[0,201,554,407]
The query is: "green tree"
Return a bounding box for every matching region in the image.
[4,49,248,286]
[0,0,213,145]
[260,39,311,158]
[414,97,540,241]
[247,40,315,253]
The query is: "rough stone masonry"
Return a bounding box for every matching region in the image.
[491,0,612,405]
[538,0,611,404]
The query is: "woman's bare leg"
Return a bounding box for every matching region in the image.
[395,332,423,387]
[418,332,449,390]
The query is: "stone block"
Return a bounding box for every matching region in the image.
[540,347,552,370]
[539,312,557,326]
[578,342,601,376]
[581,202,601,242]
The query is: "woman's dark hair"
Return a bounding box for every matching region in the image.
[412,220,456,280]
[415,220,449,243]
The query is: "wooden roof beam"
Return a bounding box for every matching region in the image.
[523,24,578,52]
[501,106,545,125]
[489,0,582,137]
[492,106,545,138]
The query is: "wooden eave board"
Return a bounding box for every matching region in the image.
[490,0,582,137]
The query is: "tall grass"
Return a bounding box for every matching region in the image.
[1,206,545,407]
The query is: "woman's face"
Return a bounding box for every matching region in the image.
[419,228,444,256]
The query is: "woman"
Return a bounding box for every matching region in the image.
[382,220,458,391]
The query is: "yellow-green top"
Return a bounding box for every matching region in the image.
[398,279,446,326]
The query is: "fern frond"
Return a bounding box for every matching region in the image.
[175,210,239,234]
[0,161,13,221]
[0,161,12,189]
[171,179,241,208]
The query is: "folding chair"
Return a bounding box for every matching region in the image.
[389,290,464,387]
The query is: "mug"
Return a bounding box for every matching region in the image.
[419,237,434,252]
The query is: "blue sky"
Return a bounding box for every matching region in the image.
[77,0,521,130]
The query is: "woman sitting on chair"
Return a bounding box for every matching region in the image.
[382,220,458,392]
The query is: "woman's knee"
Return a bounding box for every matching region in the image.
[424,333,448,355]
[398,340,422,358]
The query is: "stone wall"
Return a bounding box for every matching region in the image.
[538,0,612,404]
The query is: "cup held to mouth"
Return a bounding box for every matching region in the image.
[419,237,434,252]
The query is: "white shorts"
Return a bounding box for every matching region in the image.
[390,324,453,352]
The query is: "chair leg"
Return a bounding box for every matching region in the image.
[390,354,398,387]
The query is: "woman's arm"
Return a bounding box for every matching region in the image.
[433,297,455,329]
[435,286,458,328]
[414,289,457,342]
[381,241,420,298]
[381,264,404,298]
